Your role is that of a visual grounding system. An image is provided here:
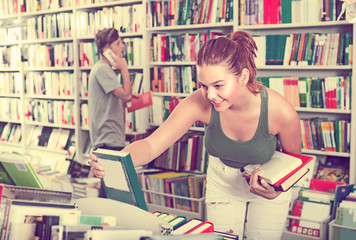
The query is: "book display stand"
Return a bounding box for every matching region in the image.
[74,197,172,235]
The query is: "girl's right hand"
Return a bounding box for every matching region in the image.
[88,153,105,178]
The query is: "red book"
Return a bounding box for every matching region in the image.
[242,151,315,192]
[185,221,214,234]
[126,91,153,112]
[309,179,345,193]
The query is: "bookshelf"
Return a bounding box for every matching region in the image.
[0,1,149,168]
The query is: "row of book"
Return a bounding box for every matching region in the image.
[0,98,21,122]
[0,27,19,43]
[125,106,151,134]
[239,0,346,26]
[5,0,74,14]
[258,75,352,110]
[0,72,21,95]
[0,46,21,68]
[300,118,350,153]
[76,4,144,36]
[79,38,142,67]
[26,99,75,126]
[149,30,223,63]
[25,12,72,40]
[150,66,198,94]
[0,123,21,144]
[24,43,74,68]
[27,125,74,150]
[255,32,352,67]
[150,96,204,129]
[147,0,234,27]
[138,170,206,213]
[25,71,75,97]
[80,70,143,98]
[150,96,183,126]
[149,131,207,173]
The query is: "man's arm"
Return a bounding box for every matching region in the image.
[112,57,132,102]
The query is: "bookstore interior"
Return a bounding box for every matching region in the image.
[0,0,356,239]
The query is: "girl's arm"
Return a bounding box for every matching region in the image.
[89,90,210,176]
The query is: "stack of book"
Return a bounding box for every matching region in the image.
[71,177,101,199]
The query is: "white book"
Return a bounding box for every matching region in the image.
[47,128,61,149]
[56,129,70,150]
[243,151,303,185]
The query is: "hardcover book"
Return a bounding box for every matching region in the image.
[126,91,153,112]
[242,151,315,192]
[93,149,148,211]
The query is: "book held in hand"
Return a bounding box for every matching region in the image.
[126,91,153,112]
[242,151,315,192]
[93,149,148,211]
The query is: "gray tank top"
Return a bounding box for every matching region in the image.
[204,88,277,168]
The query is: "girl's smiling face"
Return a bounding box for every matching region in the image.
[198,64,247,111]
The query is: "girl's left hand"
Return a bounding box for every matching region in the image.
[248,167,282,199]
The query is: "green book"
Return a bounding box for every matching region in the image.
[93,149,148,211]
[281,0,292,24]
[0,152,43,189]
[0,163,15,185]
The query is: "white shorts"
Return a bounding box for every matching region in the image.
[205,156,292,240]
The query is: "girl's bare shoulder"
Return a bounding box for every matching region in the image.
[182,90,212,123]
[266,88,298,118]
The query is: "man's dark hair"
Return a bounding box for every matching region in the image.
[95,28,119,55]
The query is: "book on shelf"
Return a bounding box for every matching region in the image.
[126,91,153,112]
[331,184,355,220]
[289,199,331,238]
[310,156,349,193]
[93,149,148,211]
[300,189,335,203]
[0,152,44,189]
[241,151,315,192]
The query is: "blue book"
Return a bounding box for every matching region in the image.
[93,149,148,211]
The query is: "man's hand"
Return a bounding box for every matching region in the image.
[88,153,105,178]
[248,167,282,200]
[114,56,128,71]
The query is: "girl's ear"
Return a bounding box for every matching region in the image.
[239,68,250,86]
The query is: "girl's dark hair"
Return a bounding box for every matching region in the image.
[197,31,262,94]
[95,28,120,55]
